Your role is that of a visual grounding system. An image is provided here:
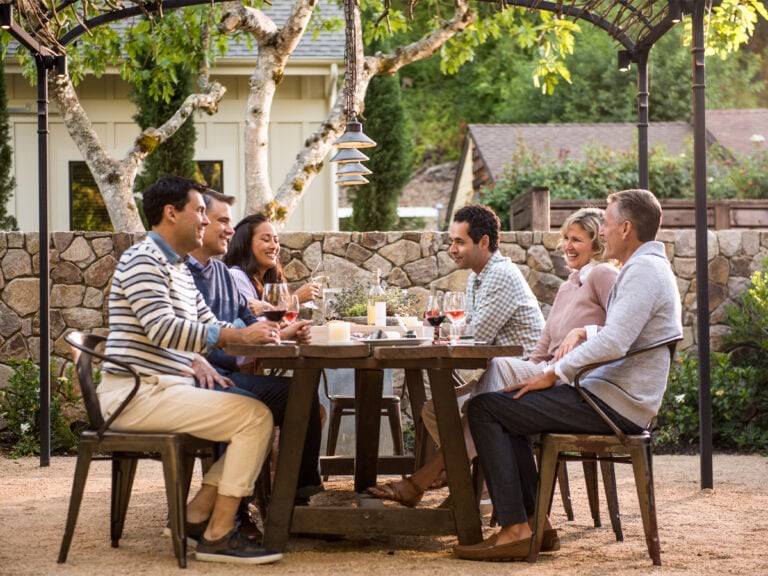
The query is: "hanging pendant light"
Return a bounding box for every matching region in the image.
[330,147,370,164]
[332,0,376,186]
[336,161,372,176]
[334,118,376,149]
[335,174,370,186]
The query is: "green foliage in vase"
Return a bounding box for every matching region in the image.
[333,281,418,318]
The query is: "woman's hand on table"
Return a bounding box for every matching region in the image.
[281,320,313,343]
[294,282,320,304]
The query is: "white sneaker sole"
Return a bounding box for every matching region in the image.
[194,550,283,565]
[161,526,199,549]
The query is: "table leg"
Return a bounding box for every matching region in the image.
[428,367,482,545]
[262,367,320,551]
[404,369,429,470]
[354,368,383,492]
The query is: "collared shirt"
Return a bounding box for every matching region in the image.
[465,251,544,353]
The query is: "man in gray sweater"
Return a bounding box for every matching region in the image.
[454,189,682,562]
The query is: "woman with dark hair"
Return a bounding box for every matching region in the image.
[224,214,319,316]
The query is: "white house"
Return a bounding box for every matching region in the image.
[3,4,345,233]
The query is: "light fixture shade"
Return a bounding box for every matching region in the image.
[330,147,370,163]
[336,161,372,177]
[0,4,12,29]
[333,120,377,149]
[618,50,631,72]
[336,174,370,186]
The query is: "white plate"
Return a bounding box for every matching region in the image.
[354,337,431,347]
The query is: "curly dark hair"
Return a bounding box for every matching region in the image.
[223,213,284,298]
[141,176,206,228]
[453,204,501,252]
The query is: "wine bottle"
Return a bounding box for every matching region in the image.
[367,269,387,326]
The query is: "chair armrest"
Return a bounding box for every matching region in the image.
[67,333,143,437]
[572,336,682,444]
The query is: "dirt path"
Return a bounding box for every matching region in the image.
[1,454,767,576]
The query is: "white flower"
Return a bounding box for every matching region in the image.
[749,134,765,143]
[675,394,685,403]
[20,422,31,433]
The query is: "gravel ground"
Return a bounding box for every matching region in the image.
[1,453,767,576]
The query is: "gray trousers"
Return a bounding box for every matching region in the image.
[467,385,643,527]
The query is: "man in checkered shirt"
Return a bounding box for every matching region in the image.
[366,204,545,507]
[452,204,544,351]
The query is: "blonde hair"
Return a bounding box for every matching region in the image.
[557,207,605,262]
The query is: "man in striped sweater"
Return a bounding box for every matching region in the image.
[98,176,283,565]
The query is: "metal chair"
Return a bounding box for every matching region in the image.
[529,337,682,566]
[58,331,217,569]
[321,369,405,480]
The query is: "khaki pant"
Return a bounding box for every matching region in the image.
[99,373,273,498]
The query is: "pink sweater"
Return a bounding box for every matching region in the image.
[529,262,619,364]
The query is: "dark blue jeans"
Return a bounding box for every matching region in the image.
[199,368,322,490]
[467,385,643,527]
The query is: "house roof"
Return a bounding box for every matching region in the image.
[466,121,693,185]
[705,109,768,156]
[224,3,344,60]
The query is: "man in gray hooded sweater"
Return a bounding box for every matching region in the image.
[454,189,683,562]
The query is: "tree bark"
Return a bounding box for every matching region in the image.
[50,75,226,232]
[221,0,474,228]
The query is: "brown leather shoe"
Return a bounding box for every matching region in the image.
[453,537,531,561]
[540,528,560,552]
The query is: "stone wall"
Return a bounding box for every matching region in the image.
[1,229,765,388]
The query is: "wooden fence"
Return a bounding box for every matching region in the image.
[510,187,768,231]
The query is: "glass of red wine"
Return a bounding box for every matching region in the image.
[262,283,289,323]
[284,294,300,324]
[424,291,445,344]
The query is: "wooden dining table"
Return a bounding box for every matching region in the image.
[226,338,522,552]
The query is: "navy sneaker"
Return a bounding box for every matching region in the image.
[195,529,283,565]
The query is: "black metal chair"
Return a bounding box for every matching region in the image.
[58,331,217,569]
[529,337,682,566]
[321,368,405,480]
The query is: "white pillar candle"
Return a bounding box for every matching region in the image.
[328,321,351,343]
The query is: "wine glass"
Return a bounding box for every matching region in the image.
[284,294,300,324]
[424,291,445,344]
[444,291,466,342]
[305,260,329,309]
[262,283,289,322]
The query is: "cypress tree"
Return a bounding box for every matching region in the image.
[131,61,198,194]
[0,54,19,230]
[347,56,413,231]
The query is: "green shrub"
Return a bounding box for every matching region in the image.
[0,360,84,458]
[657,353,768,453]
[657,262,768,453]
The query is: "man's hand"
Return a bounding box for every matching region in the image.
[554,327,587,361]
[190,354,235,390]
[282,320,312,343]
[243,320,282,345]
[502,369,558,399]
